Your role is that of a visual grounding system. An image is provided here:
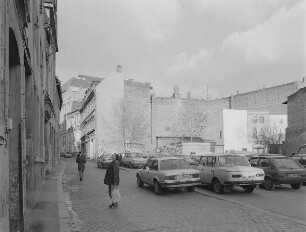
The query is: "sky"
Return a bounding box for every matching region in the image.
[56,0,306,99]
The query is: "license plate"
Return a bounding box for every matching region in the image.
[183,174,190,179]
[288,174,299,177]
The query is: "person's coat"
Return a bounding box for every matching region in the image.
[76,154,86,171]
[104,160,120,185]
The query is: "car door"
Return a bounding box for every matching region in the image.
[141,160,154,184]
[258,158,271,177]
[147,160,159,186]
[196,156,207,183]
[203,156,216,184]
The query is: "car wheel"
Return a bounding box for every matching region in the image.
[186,186,195,192]
[264,178,275,191]
[137,175,144,187]
[243,185,255,193]
[212,178,223,194]
[291,183,302,190]
[154,180,162,195]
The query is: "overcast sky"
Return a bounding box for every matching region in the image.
[56,0,306,99]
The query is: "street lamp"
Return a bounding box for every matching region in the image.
[150,92,155,145]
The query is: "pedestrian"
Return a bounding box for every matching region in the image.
[76,152,86,181]
[104,153,120,209]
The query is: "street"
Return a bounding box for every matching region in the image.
[63,159,306,232]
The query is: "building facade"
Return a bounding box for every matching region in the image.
[0,1,61,231]
[59,75,103,154]
[285,86,306,155]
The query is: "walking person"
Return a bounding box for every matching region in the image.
[104,153,120,209]
[76,152,86,181]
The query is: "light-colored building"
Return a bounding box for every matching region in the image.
[213,109,287,153]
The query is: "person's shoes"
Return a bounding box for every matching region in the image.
[109,203,118,209]
[80,177,83,181]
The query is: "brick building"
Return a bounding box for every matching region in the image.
[0,1,61,231]
[284,86,306,155]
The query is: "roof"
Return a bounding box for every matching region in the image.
[150,157,185,161]
[61,75,103,92]
[251,155,286,159]
[200,153,245,157]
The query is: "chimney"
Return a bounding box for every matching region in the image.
[116,65,122,73]
[187,91,191,99]
[173,85,180,99]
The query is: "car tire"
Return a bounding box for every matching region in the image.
[186,186,195,192]
[212,178,223,194]
[137,175,144,187]
[291,183,302,190]
[154,180,162,195]
[243,185,255,193]
[264,178,275,191]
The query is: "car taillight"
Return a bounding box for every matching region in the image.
[192,173,199,178]
[256,173,264,177]
[232,174,242,178]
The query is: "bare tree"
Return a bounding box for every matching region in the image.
[251,124,285,153]
[170,104,208,139]
[107,97,149,149]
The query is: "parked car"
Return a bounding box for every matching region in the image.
[136,157,201,195]
[290,144,306,168]
[60,152,73,158]
[249,155,306,190]
[97,154,113,169]
[121,152,147,168]
[195,154,265,194]
[172,154,198,167]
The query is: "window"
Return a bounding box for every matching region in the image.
[200,157,207,166]
[144,160,154,169]
[206,156,216,167]
[252,116,258,123]
[219,131,222,139]
[259,116,264,123]
[150,160,158,170]
[259,159,269,167]
[249,158,259,167]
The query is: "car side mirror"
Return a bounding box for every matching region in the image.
[291,152,295,156]
[251,163,257,167]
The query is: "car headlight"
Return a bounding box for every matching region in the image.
[175,175,182,180]
[256,173,264,177]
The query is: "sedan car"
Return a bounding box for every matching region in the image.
[97,154,113,169]
[196,154,265,194]
[249,155,306,190]
[122,152,147,168]
[136,157,201,195]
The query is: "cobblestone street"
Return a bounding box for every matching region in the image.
[63,160,306,232]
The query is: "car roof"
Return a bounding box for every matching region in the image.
[150,157,185,161]
[200,153,245,157]
[251,155,286,159]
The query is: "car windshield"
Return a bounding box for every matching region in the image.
[218,155,250,167]
[297,147,306,155]
[272,158,301,169]
[160,159,191,170]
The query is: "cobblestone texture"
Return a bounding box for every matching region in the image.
[63,161,306,232]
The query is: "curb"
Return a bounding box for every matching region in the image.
[57,162,72,232]
[194,187,306,227]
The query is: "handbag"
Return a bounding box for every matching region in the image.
[111,186,121,202]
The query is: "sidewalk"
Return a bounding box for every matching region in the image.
[25,161,71,232]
